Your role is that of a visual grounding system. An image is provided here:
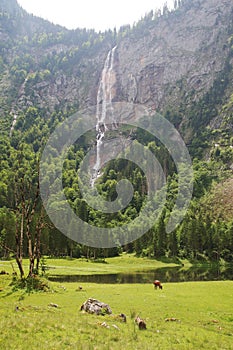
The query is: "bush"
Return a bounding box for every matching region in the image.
[11,275,50,293]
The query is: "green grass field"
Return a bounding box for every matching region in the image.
[0,257,232,349]
[1,254,180,276]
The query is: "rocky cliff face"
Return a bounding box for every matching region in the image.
[0,0,233,123]
[116,0,233,111]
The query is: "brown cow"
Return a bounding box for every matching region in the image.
[153,280,163,289]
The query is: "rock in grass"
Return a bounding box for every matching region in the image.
[101,321,110,329]
[76,286,83,291]
[119,313,127,322]
[112,324,120,330]
[165,317,180,322]
[111,313,127,322]
[80,298,112,315]
[49,303,59,308]
[135,316,147,330]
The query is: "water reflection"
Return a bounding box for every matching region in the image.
[48,265,233,283]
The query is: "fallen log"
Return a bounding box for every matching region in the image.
[165,317,180,322]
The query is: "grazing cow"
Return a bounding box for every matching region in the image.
[153,280,163,289]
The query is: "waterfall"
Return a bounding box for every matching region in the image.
[91,46,117,185]
[10,114,17,137]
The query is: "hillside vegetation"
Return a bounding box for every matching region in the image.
[0,0,233,269]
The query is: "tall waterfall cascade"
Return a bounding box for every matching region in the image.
[10,114,18,137]
[91,46,117,185]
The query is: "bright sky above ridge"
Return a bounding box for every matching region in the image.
[17,0,174,32]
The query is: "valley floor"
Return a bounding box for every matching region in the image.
[0,257,232,349]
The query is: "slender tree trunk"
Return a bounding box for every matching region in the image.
[26,214,34,277]
[20,213,24,265]
[28,238,34,276]
[27,226,38,277]
[35,209,47,273]
[35,232,41,273]
[36,253,40,272]
[15,211,25,278]
[29,256,35,276]
[13,154,42,280]
[26,181,40,277]
[15,256,25,279]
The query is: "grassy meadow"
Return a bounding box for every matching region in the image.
[0,256,232,349]
[1,254,180,275]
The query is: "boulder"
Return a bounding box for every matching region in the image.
[80,298,112,315]
[135,316,147,330]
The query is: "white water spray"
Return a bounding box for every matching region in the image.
[91,46,117,185]
[10,114,18,137]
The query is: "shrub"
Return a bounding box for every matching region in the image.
[11,275,50,293]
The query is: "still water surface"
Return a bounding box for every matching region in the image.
[48,265,233,283]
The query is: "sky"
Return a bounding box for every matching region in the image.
[17,0,174,32]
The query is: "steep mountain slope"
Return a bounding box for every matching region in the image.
[0,0,114,121]
[117,0,233,111]
[0,0,233,260]
[0,0,233,127]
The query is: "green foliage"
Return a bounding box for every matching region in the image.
[11,275,50,293]
[0,207,15,257]
[0,0,233,265]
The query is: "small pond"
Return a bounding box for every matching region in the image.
[48,265,233,284]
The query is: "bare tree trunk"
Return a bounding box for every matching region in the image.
[36,250,40,272]
[15,210,25,279]
[15,256,24,279]
[26,220,34,277]
[19,212,24,277]
[27,216,34,277]
[35,207,48,274]
[26,181,40,277]
[12,152,43,280]
[35,227,41,273]
[35,220,42,273]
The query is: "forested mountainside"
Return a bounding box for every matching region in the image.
[0,0,233,269]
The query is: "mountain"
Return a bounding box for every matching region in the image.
[0,0,233,261]
[0,0,112,120]
[1,0,232,123]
